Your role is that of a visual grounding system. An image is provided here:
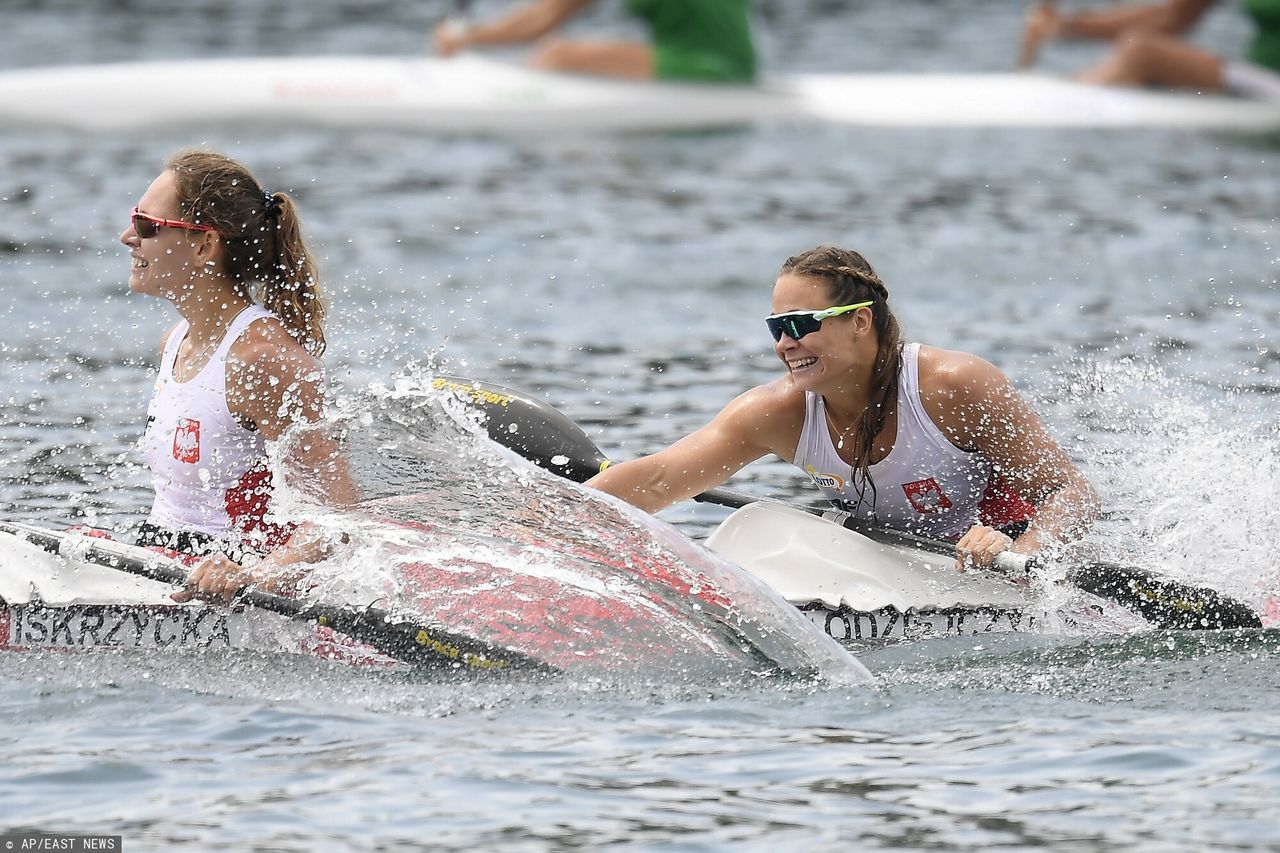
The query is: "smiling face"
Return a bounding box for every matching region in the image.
[771,272,874,393]
[119,170,215,302]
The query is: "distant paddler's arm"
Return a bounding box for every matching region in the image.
[587,437,759,514]
[435,0,594,56]
[1025,0,1213,44]
[587,387,783,513]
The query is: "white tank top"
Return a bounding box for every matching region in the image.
[140,304,281,546]
[793,342,992,541]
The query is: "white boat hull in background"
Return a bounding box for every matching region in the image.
[792,71,1280,129]
[0,55,1276,133]
[0,55,790,133]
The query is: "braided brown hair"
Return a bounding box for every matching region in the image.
[166,150,326,356]
[780,246,903,512]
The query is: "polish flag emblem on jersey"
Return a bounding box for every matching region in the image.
[902,477,952,514]
[173,417,201,463]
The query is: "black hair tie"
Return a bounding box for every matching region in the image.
[263,189,282,219]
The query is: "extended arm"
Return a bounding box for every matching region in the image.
[1027,0,1215,43]
[588,384,795,513]
[436,0,595,55]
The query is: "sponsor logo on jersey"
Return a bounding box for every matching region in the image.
[804,464,846,491]
[902,477,953,514]
[173,417,201,463]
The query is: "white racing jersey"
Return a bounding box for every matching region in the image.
[139,304,289,552]
[793,342,994,541]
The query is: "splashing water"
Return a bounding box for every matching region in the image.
[1066,358,1280,614]
[268,370,871,685]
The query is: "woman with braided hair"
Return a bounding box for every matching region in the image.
[589,245,1099,569]
[122,149,357,600]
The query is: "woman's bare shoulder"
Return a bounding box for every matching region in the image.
[156,321,184,361]
[917,344,1008,399]
[725,374,806,416]
[713,375,808,457]
[230,314,321,381]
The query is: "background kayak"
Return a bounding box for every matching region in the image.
[1,0,1278,849]
[2,55,1276,132]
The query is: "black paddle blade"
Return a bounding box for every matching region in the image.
[433,376,610,483]
[1067,562,1262,630]
[294,601,555,675]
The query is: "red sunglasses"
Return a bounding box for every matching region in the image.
[130,207,218,239]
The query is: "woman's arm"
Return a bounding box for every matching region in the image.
[925,350,1101,566]
[1027,0,1216,43]
[436,0,595,56]
[171,522,347,602]
[588,383,799,513]
[230,328,361,505]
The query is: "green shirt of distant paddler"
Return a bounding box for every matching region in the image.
[434,0,757,84]
[1245,0,1280,70]
[626,0,757,82]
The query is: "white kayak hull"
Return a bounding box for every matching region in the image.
[705,502,1132,644]
[1,55,1277,133]
[0,530,396,665]
[705,501,1027,611]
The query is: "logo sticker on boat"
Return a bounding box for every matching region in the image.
[2,604,232,650]
[801,603,1034,641]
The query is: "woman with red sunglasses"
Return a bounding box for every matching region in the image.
[588,245,1100,570]
[121,149,358,601]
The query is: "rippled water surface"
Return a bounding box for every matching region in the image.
[2,0,1278,849]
